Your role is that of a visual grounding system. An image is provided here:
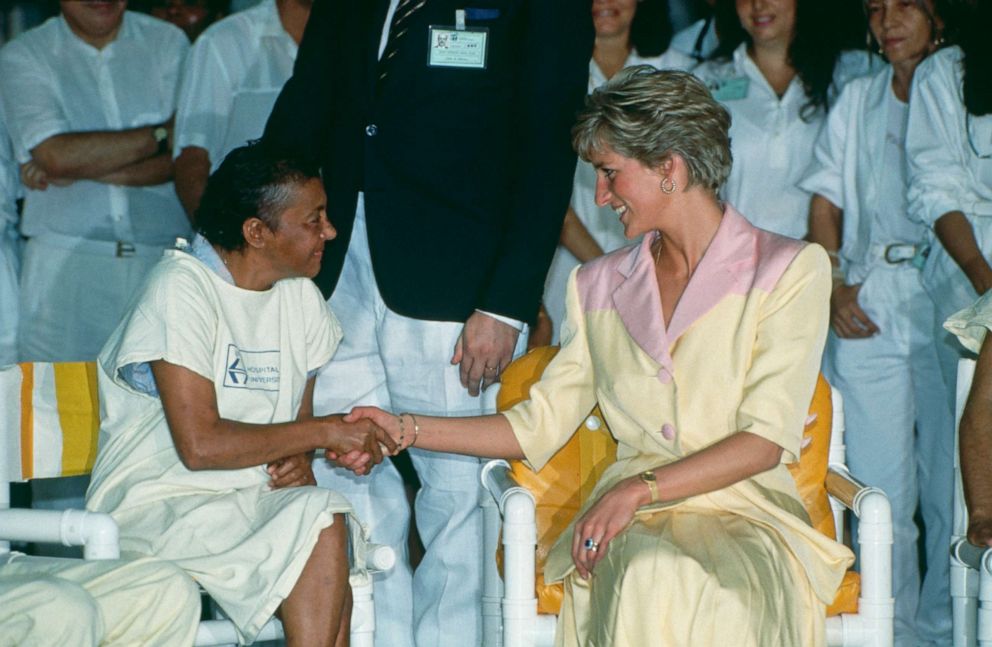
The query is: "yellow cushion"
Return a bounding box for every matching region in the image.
[496,347,858,616]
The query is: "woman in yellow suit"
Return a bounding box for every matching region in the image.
[348,66,854,646]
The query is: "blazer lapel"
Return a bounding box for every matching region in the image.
[666,206,756,343]
[612,234,674,374]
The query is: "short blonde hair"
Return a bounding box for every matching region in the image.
[572,66,733,193]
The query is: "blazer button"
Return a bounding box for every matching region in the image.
[365,124,378,136]
[660,423,675,440]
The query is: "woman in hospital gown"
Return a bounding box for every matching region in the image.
[86,144,394,645]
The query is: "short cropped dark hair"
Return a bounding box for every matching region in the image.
[195,143,321,251]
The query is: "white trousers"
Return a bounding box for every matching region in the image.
[826,265,954,647]
[313,207,527,647]
[18,234,163,363]
[0,554,200,647]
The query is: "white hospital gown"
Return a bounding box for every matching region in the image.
[86,249,363,644]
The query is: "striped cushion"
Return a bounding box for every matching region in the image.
[1,362,100,481]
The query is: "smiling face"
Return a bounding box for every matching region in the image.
[867,0,938,67]
[591,0,638,39]
[60,1,127,49]
[260,178,335,281]
[735,0,797,48]
[589,143,669,240]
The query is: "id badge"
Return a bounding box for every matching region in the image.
[428,25,489,70]
[708,76,749,102]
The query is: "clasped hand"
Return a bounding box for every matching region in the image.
[321,414,398,476]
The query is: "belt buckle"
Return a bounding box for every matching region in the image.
[884,244,915,264]
[116,241,136,258]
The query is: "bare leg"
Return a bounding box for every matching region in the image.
[280,514,352,647]
[335,585,353,647]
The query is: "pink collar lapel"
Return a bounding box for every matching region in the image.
[612,232,673,373]
[666,205,757,342]
[610,206,759,368]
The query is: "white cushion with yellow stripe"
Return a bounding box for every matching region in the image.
[0,363,100,483]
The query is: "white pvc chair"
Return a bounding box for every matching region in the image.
[479,363,893,647]
[949,357,992,647]
[0,361,393,647]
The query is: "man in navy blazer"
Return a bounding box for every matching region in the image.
[264,1,591,645]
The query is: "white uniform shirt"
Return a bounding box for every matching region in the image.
[801,65,926,284]
[906,46,992,308]
[174,0,298,170]
[0,12,189,245]
[693,44,826,238]
[694,46,877,239]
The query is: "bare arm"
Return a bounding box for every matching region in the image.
[346,407,525,459]
[559,206,604,262]
[30,121,170,180]
[808,193,877,338]
[95,153,174,187]
[173,146,210,219]
[960,335,992,546]
[152,360,395,472]
[935,211,992,296]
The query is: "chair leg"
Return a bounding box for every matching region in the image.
[481,491,504,647]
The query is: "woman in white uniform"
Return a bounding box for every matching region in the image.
[86,144,395,646]
[906,0,992,398]
[541,0,694,342]
[693,0,870,239]
[801,2,951,644]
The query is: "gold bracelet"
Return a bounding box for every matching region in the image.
[406,413,420,447]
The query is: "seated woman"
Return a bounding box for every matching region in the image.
[349,67,854,646]
[85,143,395,647]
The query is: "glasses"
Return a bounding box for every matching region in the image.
[967,112,992,160]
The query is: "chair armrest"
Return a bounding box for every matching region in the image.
[481,459,535,514]
[0,508,120,560]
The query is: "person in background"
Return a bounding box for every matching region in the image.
[349,67,852,647]
[262,1,592,645]
[539,0,691,345]
[693,0,872,239]
[0,0,189,521]
[146,0,226,41]
[906,0,992,406]
[0,104,19,366]
[802,1,951,643]
[173,0,312,219]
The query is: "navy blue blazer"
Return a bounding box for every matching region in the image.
[263,0,593,323]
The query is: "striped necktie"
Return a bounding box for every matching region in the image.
[379,0,427,81]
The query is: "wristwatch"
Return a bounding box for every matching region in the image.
[639,470,658,504]
[153,126,169,156]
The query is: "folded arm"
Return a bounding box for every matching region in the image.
[30,121,173,184]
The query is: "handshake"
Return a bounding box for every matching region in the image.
[319,407,414,476]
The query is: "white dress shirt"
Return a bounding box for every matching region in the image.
[906,46,992,312]
[175,0,298,170]
[0,12,189,245]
